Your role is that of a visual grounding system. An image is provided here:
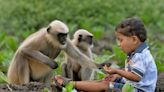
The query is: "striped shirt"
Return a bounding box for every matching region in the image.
[125,43,157,92]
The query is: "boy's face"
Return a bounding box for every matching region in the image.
[115,32,141,54]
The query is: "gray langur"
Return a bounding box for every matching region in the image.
[61,29,98,81]
[7,20,69,85]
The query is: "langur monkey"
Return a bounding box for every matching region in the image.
[72,29,93,59]
[61,29,98,81]
[7,20,69,85]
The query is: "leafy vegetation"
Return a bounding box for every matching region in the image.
[62,83,76,92]
[0,0,164,87]
[122,83,135,92]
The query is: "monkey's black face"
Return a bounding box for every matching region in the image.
[79,35,93,45]
[57,33,68,45]
[86,36,93,45]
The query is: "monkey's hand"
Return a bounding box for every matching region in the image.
[53,75,72,87]
[103,65,117,74]
[49,61,58,69]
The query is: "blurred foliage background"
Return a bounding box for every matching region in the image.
[0,0,164,83]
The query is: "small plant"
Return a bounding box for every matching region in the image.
[122,83,135,92]
[5,36,18,52]
[94,54,114,64]
[43,87,50,92]
[0,71,8,83]
[95,70,106,80]
[62,83,77,92]
[112,46,126,67]
[156,61,164,73]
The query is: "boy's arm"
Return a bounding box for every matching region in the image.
[114,69,141,82]
[103,66,141,82]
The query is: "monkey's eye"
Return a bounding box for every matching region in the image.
[87,35,93,40]
[57,33,67,45]
[86,35,93,44]
[78,35,82,42]
[47,26,51,32]
[88,36,93,38]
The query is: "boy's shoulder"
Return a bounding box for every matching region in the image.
[129,47,156,72]
[132,47,153,62]
[135,47,150,56]
[128,43,150,60]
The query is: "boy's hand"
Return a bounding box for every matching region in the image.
[103,65,117,74]
[103,74,120,82]
[110,74,121,81]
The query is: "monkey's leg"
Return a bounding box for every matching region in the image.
[61,63,67,77]
[17,56,30,84]
[43,71,53,86]
[78,69,82,81]
[81,67,93,80]
[66,67,74,80]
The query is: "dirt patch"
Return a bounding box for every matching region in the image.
[0,82,50,92]
[0,73,163,92]
[155,73,164,92]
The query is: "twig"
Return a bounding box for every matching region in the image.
[7,84,13,91]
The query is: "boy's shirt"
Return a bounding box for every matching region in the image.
[125,43,157,92]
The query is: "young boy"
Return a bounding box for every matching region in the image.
[54,17,157,92]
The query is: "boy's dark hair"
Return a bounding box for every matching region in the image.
[115,17,147,42]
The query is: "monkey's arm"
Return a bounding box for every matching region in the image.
[21,48,58,69]
[63,39,97,68]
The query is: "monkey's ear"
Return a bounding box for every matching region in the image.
[78,35,82,42]
[47,26,51,33]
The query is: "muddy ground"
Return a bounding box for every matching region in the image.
[0,82,49,92]
[0,73,163,92]
[156,73,164,92]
